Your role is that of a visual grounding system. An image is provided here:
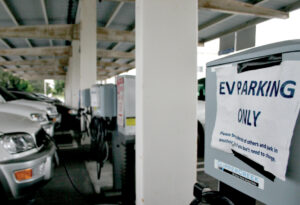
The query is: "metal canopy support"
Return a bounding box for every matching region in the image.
[65,41,80,108]
[135,0,197,204]
[65,0,97,107]
[79,0,97,90]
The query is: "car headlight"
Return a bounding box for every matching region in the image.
[68,109,78,115]
[46,107,57,115]
[30,113,46,122]
[0,133,36,154]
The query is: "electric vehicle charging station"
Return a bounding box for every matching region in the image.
[204,40,300,205]
[80,88,91,108]
[85,77,135,204]
[89,84,117,180]
[114,75,136,203]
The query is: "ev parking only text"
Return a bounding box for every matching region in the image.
[219,80,296,98]
[219,80,296,127]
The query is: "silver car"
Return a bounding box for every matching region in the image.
[0,95,55,137]
[0,112,56,200]
[0,87,61,124]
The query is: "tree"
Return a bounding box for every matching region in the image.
[53,80,65,96]
[28,80,44,93]
[0,69,43,92]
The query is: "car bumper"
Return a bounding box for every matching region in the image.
[0,142,56,199]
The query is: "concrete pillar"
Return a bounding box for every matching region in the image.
[64,41,80,108]
[71,41,80,108]
[64,0,96,108]
[79,0,97,90]
[64,57,72,105]
[136,0,198,205]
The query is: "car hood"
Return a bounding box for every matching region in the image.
[0,102,48,122]
[0,112,40,134]
[9,99,55,111]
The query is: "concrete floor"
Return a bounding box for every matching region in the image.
[34,147,94,205]
[12,141,264,205]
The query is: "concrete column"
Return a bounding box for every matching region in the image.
[64,57,72,105]
[79,0,97,90]
[71,41,80,108]
[64,41,81,108]
[136,0,198,205]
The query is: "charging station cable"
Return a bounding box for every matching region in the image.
[90,117,110,179]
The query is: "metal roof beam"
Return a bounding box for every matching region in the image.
[98,61,134,68]
[5,66,65,73]
[0,46,71,57]
[0,25,76,40]
[0,46,134,59]
[199,0,300,44]
[20,74,66,80]
[198,0,270,31]
[198,0,289,19]
[97,49,134,59]
[0,58,68,66]
[105,2,124,27]
[0,25,135,42]
[0,38,23,67]
[0,0,34,48]
[97,27,134,42]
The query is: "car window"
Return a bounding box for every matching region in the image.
[0,87,18,101]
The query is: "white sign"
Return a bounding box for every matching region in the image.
[214,159,264,190]
[211,61,300,181]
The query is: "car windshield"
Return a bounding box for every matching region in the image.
[0,87,18,101]
[12,91,38,101]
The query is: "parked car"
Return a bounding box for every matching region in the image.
[0,112,56,201]
[10,91,80,135]
[0,94,55,137]
[33,93,62,104]
[197,78,205,158]
[11,91,62,105]
[0,87,61,124]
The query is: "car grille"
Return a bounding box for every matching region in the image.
[35,128,50,148]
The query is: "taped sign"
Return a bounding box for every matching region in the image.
[211,61,300,181]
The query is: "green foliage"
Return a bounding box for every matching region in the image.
[0,69,44,92]
[28,80,45,93]
[53,80,65,96]
[0,69,65,96]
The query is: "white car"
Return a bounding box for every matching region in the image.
[0,87,61,124]
[0,112,56,201]
[0,94,54,136]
